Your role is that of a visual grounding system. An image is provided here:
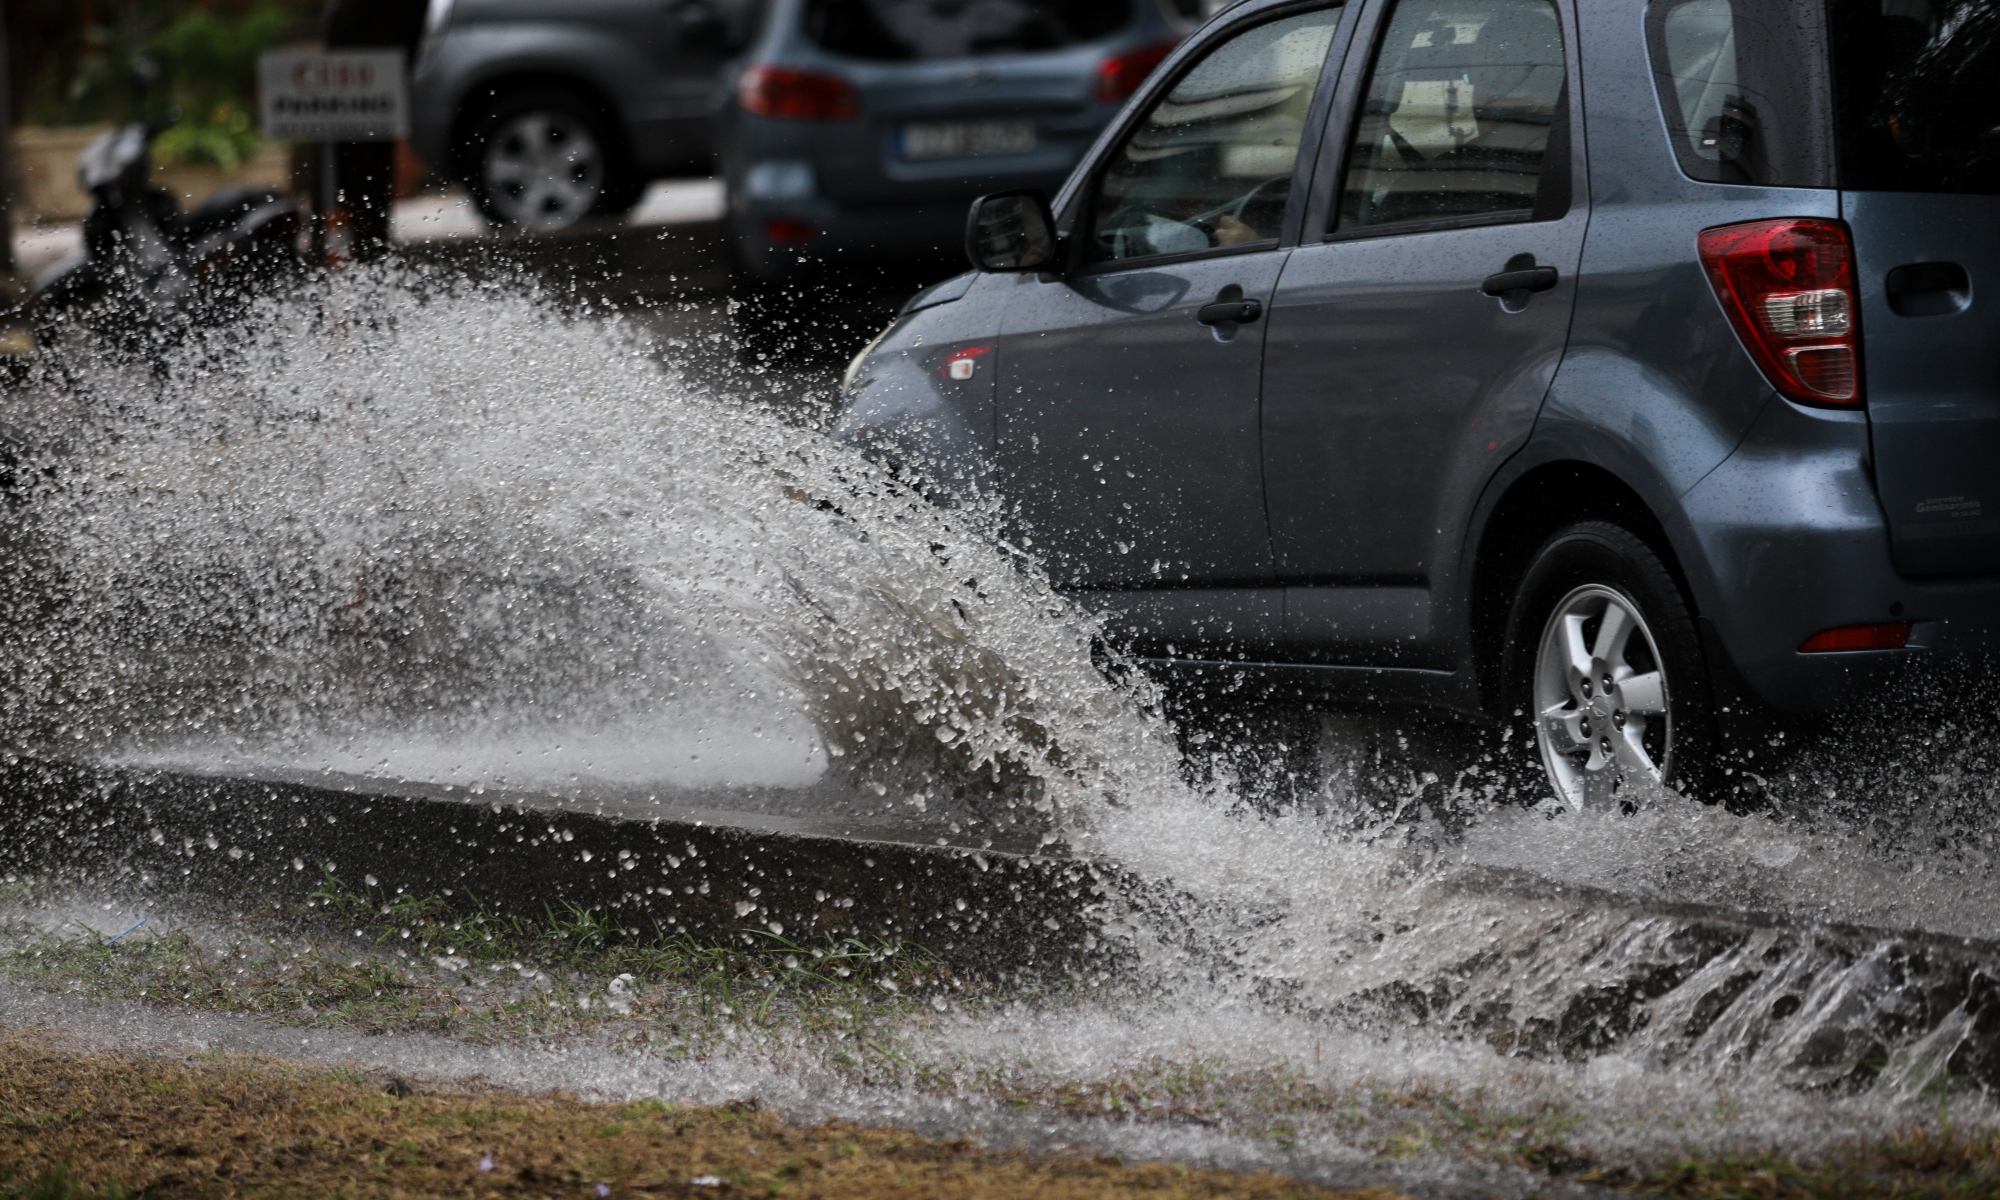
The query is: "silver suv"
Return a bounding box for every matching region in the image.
[836,0,2000,807]
[409,0,765,230]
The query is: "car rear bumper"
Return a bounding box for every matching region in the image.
[1680,395,2000,715]
[1697,581,2000,720]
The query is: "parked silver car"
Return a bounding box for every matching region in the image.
[409,0,765,230]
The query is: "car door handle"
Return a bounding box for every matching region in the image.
[1480,266,1559,296]
[1197,298,1263,325]
[1885,261,1971,317]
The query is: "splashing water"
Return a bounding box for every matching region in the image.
[5,266,1191,847]
[7,264,2000,1184]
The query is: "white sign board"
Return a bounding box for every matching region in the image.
[259,49,409,142]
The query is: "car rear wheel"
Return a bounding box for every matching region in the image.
[465,89,634,231]
[1503,521,1713,811]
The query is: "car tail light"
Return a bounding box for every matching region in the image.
[765,218,815,244]
[1097,39,1179,104]
[1798,622,1910,653]
[738,66,860,120]
[1698,218,1863,406]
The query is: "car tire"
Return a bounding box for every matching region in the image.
[463,87,637,231]
[1501,520,1715,811]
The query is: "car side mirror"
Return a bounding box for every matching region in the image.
[966,190,1059,273]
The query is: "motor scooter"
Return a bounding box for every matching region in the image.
[36,120,307,344]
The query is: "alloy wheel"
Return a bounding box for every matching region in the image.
[481,111,604,231]
[1532,583,1673,810]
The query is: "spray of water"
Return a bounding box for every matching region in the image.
[6,266,1194,845]
[6,264,2000,1181]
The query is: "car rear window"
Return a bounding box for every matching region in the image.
[1828,0,2000,195]
[804,0,1135,60]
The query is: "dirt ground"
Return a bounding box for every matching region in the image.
[0,1034,1404,1199]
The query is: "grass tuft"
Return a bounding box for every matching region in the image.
[0,874,956,1057]
[0,1164,130,1200]
[1636,1126,2000,1200]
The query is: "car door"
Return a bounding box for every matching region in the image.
[995,5,1347,605]
[646,0,760,118]
[1259,0,1585,661]
[592,0,755,148]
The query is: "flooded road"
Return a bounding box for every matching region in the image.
[2,263,1998,1194]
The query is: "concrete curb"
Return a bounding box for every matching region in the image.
[0,756,1108,977]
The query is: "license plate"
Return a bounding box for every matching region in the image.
[899,119,1036,160]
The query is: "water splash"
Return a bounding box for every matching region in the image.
[7,262,2000,1178]
[5,265,1191,847]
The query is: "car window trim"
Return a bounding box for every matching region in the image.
[1277,0,1364,245]
[1071,237,1283,277]
[1053,0,1352,273]
[1296,0,1389,237]
[1321,206,1534,242]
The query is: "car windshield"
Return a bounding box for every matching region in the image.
[803,0,1134,60]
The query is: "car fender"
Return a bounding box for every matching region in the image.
[1517,347,1769,608]
[1445,355,1748,700]
[1677,397,1899,713]
[831,273,1002,503]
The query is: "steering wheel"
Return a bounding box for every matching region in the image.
[1189,175,1291,240]
[1094,173,1292,258]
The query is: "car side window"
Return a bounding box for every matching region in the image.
[1333,0,1567,234]
[1086,7,1343,264]
[1645,0,1835,189]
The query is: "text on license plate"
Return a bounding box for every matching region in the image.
[900,119,1036,160]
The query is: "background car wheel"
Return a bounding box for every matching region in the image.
[1502,520,1714,811]
[464,88,636,231]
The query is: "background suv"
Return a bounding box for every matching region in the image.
[410,0,766,230]
[718,0,1189,281]
[835,0,2000,806]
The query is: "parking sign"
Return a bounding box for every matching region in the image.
[259,49,409,142]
